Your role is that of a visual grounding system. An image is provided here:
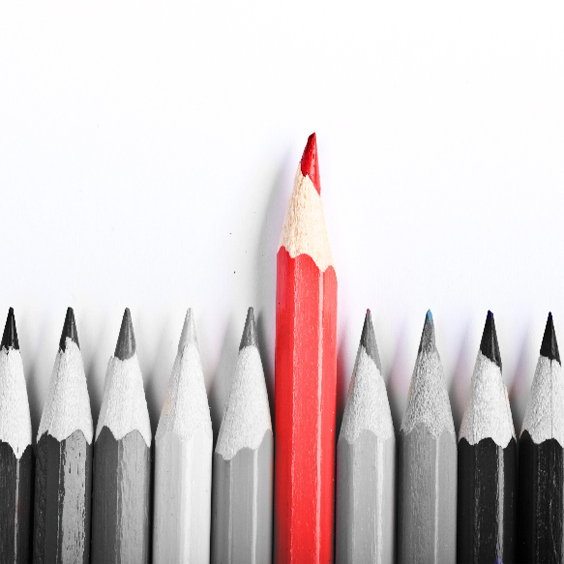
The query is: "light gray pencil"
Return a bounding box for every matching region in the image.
[153,309,213,563]
[335,310,395,564]
[91,308,152,564]
[397,310,457,564]
[211,307,273,564]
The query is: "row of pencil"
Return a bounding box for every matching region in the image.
[0,304,560,563]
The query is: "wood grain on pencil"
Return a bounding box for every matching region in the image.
[336,310,395,563]
[398,311,457,564]
[0,308,33,563]
[518,313,564,563]
[458,311,517,564]
[275,133,337,564]
[91,308,152,564]
[153,309,213,563]
[212,307,273,563]
[33,307,93,564]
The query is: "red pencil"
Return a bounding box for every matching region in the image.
[275,133,337,564]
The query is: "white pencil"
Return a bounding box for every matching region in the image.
[336,310,396,564]
[212,307,273,564]
[153,309,213,563]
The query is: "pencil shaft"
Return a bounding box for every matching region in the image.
[275,249,337,563]
[457,437,517,564]
[91,428,151,564]
[518,432,564,563]
[0,442,33,564]
[153,430,212,563]
[336,431,395,564]
[398,426,457,564]
[33,431,91,564]
[212,432,273,564]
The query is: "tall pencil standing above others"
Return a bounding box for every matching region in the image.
[33,307,93,564]
[153,310,213,564]
[91,309,152,564]
[519,313,564,563]
[275,133,338,564]
[398,311,457,564]
[212,307,273,564]
[336,310,395,564]
[0,308,33,564]
[458,311,517,564]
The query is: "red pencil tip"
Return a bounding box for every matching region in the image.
[300,132,321,194]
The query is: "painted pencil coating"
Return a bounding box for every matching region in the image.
[458,311,517,564]
[275,133,337,564]
[398,312,457,564]
[336,311,395,564]
[212,308,273,564]
[153,310,213,563]
[518,313,564,563]
[0,308,33,564]
[91,309,152,564]
[33,308,93,564]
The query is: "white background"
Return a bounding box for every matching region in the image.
[1,3,563,439]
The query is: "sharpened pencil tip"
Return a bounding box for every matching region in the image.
[540,312,560,364]
[360,310,381,371]
[300,132,321,195]
[480,310,502,369]
[419,310,436,354]
[115,308,136,360]
[1,307,19,350]
[240,307,258,350]
[59,307,79,351]
[178,308,197,351]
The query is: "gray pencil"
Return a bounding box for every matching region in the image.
[397,311,457,563]
[91,308,152,564]
[211,308,273,564]
[33,308,93,564]
[336,310,395,564]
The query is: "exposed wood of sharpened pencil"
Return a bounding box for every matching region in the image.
[275,133,337,564]
[33,308,93,564]
[0,308,33,564]
[457,311,517,564]
[335,310,395,564]
[153,309,213,563]
[398,311,457,564]
[91,308,152,564]
[212,307,273,564]
[518,313,564,563]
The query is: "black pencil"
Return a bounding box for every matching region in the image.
[457,311,517,564]
[91,308,152,564]
[518,313,563,563]
[0,308,33,563]
[33,307,93,564]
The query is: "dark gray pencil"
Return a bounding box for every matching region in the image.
[212,308,273,564]
[0,308,33,563]
[398,311,457,564]
[33,308,93,564]
[91,308,152,564]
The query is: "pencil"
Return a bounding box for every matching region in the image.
[518,312,563,563]
[212,307,273,563]
[33,307,93,564]
[335,310,395,563]
[397,310,457,564]
[275,133,337,564]
[458,310,517,564]
[91,308,152,564]
[0,308,33,563]
[153,309,213,563]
